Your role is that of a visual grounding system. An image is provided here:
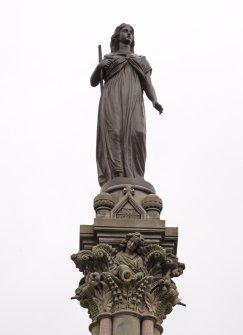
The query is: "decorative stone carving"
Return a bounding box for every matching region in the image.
[142,194,163,218]
[94,193,115,217]
[71,232,185,326]
[123,186,135,195]
[111,186,146,219]
[116,201,141,219]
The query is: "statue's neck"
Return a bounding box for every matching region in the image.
[125,248,136,257]
[118,42,131,54]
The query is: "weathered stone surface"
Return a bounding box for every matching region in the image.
[89,321,99,335]
[142,194,163,219]
[113,313,141,335]
[99,317,112,335]
[154,325,162,335]
[142,319,154,335]
[94,184,159,220]
[72,186,183,334]
[79,219,178,255]
[101,178,156,194]
[72,23,184,335]
[71,232,185,328]
[80,184,178,256]
[94,193,115,218]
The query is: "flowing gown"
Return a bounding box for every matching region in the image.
[96,52,152,186]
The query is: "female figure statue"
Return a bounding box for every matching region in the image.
[91,23,163,187]
[113,232,146,282]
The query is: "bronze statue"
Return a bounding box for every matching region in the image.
[91,23,163,187]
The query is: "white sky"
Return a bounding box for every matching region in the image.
[1,1,243,334]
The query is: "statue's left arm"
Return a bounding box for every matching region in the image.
[143,73,163,114]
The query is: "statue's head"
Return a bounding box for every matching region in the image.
[110,23,135,52]
[120,232,145,253]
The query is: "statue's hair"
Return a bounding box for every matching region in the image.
[119,232,144,254]
[110,23,135,53]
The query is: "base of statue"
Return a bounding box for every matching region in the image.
[101,177,155,194]
[71,183,185,335]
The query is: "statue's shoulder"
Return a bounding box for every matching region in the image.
[133,54,150,64]
[132,54,147,59]
[104,52,120,59]
[132,53,145,58]
[104,52,146,58]
[133,54,152,73]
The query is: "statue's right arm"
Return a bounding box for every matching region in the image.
[90,59,112,87]
[90,64,102,87]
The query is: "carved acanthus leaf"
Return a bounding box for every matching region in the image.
[71,232,185,324]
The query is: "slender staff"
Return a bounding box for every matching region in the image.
[98,45,104,92]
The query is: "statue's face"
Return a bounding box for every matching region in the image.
[127,237,139,251]
[118,25,133,45]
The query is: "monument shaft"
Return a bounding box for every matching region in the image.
[71,23,184,335]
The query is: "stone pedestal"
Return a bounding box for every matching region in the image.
[71,181,185,334]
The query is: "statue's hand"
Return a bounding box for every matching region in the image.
[99,59,112,70]
[153,101,163,114]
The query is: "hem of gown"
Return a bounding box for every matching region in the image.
[100,177,155,194]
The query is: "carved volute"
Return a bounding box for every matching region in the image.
[71,232,185,325]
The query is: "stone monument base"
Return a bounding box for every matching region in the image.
[71,184,185,335]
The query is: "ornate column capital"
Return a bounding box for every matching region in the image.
[71,232,185,327]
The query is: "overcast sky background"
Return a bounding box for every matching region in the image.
[1,1,243,334]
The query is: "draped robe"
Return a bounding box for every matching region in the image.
[114,250,144,275]
[96,52,152,186]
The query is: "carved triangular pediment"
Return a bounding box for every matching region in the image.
[111,191,146,219]
[116,200,140,219]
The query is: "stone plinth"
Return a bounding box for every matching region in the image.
[71,184,185,334]
[80,220,178,255]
